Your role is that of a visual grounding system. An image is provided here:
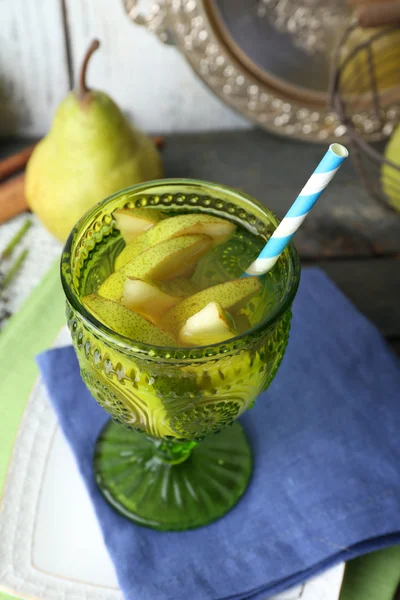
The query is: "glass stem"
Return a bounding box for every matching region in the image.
[148,436,197,465]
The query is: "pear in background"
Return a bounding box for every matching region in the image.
[382,123,400,211]
[26,40,163,241]
[340,26,400,95]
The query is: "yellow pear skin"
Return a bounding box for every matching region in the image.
[341,26,400,95]
[25,40,163,241]
[82,294,177,346]
[382,123,400,211]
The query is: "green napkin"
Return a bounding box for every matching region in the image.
[339,546,400,600]
[0,260,65,600]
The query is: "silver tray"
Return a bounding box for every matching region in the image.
[124,0,355,142]
[124,0,400,143]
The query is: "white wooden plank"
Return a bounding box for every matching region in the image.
[65,0,249,133]
[0,0,70,136]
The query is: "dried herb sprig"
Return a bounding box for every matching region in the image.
[0,217,31,327]
[0,249,29,297]
[1,218,32,260]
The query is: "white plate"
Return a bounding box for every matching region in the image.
[0,327,344,600]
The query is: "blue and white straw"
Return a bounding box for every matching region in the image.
[245,143,349,276]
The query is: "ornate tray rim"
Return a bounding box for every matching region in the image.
[125,0,400,143]
[167,0,347,143]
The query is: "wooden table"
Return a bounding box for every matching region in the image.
[1,130,400,357]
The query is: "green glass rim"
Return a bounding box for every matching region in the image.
[61,178,301,358]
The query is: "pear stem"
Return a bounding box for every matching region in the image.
[78,39,100,100]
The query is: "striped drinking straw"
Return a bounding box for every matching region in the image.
[245,143,349,276]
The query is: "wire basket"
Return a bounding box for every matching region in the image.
[330,21,400,211]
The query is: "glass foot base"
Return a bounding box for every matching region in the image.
[94,420,252,531]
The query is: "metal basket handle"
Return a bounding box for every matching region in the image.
[329,19,400,212]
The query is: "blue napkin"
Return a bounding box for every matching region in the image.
[37,268,400,600]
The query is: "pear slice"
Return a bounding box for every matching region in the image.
[162,277,261,334]
[82,294,178,346]
[99,234,212,300]
[121,279,182,324]
[115,213,235,269]
[98,271,127,302]
[114,232,150,270]
[148,213,236,245]
[113,208,163,243]
[126,234,212,282]
[179,302,237,346]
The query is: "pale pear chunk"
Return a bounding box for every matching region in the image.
[162,277,261,335]
[179,302,237,346]
[113,208,164,243]
[82,294,178,346]
[99,234,212,300]
[115,213,235,269]
[121,279,182,324]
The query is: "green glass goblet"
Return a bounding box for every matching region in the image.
[61,179,300,531]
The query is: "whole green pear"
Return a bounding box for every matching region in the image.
[26,40,163,241]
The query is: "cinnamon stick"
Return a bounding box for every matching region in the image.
[0,175,29,225]
[0,144,36,183]
[152,136,165,150]
[0,136,163,226]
